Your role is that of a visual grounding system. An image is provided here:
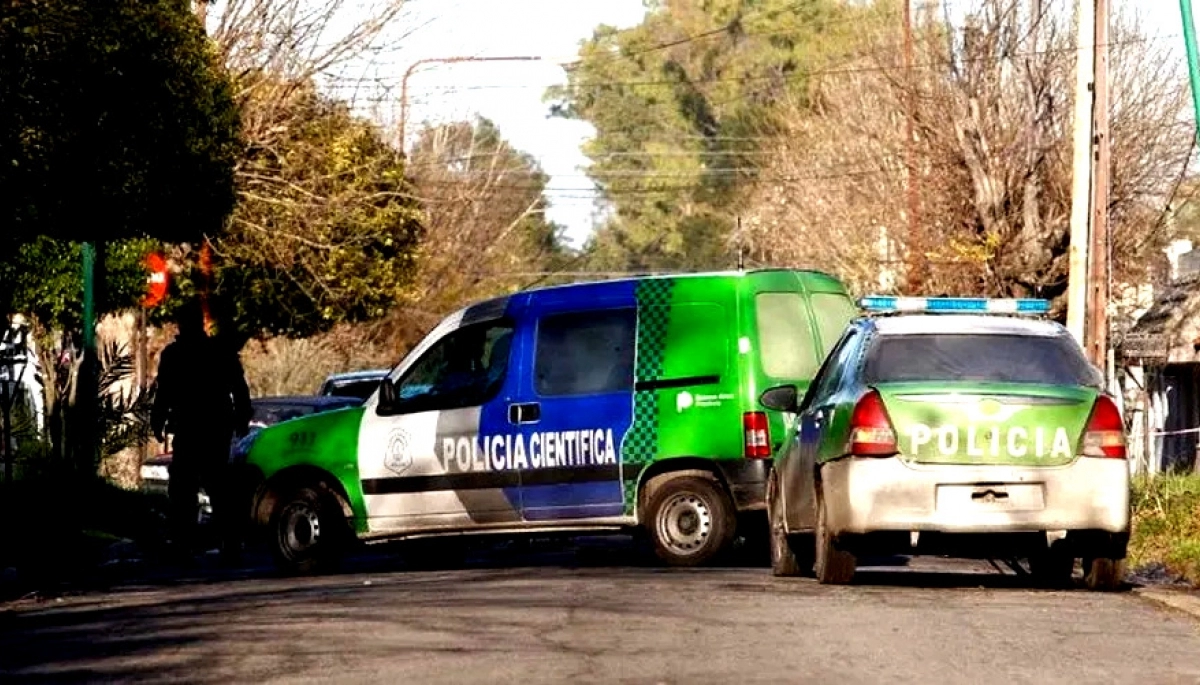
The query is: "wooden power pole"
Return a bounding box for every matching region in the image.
[902,0,925,293]
[1087,0,1111,371]
[1065,0,1096,345]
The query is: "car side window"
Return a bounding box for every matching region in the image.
[535,308,636,396]
[806,329,860,408]
[385,320,514,414]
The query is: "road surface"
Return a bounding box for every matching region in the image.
[2,537,1198,684]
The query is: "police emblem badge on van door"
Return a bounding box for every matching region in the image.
[385,428,414,475]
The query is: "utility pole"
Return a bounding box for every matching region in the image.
[398,56,542,153]
[902,0,925,293]
[1087,0,1111,370]
[1065,0,1097,345]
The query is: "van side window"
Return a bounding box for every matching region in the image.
[535,309,636,396]
[755,292,819,379]
[389,321,514,413]
[809,293,859,355]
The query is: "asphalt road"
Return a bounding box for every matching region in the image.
[2,537,1199,685]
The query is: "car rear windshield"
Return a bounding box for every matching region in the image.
[863,333,1103,387]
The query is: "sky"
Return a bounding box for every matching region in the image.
[352,0,649,249]
[321,0,1192,249]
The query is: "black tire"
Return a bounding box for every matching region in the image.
[814,484,855,585]
[1029,541,1075,589]
[269,484,349,574]
[643,475,736,567]
[768,473,813,577]
[1083,556,1125,592]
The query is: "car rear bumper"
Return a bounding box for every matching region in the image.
[821,456,1130,536]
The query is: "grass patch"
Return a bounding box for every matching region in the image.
[1130,474,1200,585]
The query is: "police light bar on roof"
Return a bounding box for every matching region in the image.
[858,296,1050,315]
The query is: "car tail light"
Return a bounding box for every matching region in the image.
[1082,394,1126,458]
[847,389,898,457]
[744,411,771,459]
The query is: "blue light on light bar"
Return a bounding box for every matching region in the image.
[858,296,1050,315]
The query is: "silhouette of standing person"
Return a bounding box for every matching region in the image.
[150,298,251,562]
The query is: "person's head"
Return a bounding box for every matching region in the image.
[175,299,206,338]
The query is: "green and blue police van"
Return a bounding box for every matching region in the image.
[231,269,859,571]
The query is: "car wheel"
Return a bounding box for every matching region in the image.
[644,475,735,567]
[270,484,348,574]
[814,484,855,585]
[1083,555,1125,592]
[768,473,812,577]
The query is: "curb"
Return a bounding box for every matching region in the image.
[1133,586,1200,620]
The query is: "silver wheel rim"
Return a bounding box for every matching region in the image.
[283,503,321,555]
[656,492,713,557]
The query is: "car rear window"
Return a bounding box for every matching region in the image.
[863,333,1103,387]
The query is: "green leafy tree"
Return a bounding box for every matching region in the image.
[548,0,876,271]
[0,0,241,250]
[0,0,240,474]
[0,238,157,333]
[206,83,424,342]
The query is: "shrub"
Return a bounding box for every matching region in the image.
[1130,474,1200,584]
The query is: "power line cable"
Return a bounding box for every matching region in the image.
[331,33,1178,96]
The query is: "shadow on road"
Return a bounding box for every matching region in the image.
[0,533,1139,683]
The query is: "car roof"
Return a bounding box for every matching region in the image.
[867,314,1068,338]
[508,267,845,296]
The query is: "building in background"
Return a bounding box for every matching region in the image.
[1120,240,1200,475]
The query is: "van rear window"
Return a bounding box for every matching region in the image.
[863,333,1103,387]
[755,293,819,379]
[809,293,858,354]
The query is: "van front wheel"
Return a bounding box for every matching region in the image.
[270,484,349,574]
[644,475,735,567]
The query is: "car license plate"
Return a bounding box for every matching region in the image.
[935,483,1045,513]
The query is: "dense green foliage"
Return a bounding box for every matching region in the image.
[548,0,875,271]
[209,85,424,341]
[0,237,157,331]
[0,0,241,248]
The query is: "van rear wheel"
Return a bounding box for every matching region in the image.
[644,475,735,567]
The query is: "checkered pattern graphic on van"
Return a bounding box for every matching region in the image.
[621,278,675,514]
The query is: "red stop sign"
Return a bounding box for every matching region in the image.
[142,252,169,307]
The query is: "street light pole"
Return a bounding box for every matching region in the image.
[397,55,543,153]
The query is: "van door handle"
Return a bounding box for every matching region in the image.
[508,402,541,424]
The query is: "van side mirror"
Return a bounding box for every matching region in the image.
[759,384,799,413]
